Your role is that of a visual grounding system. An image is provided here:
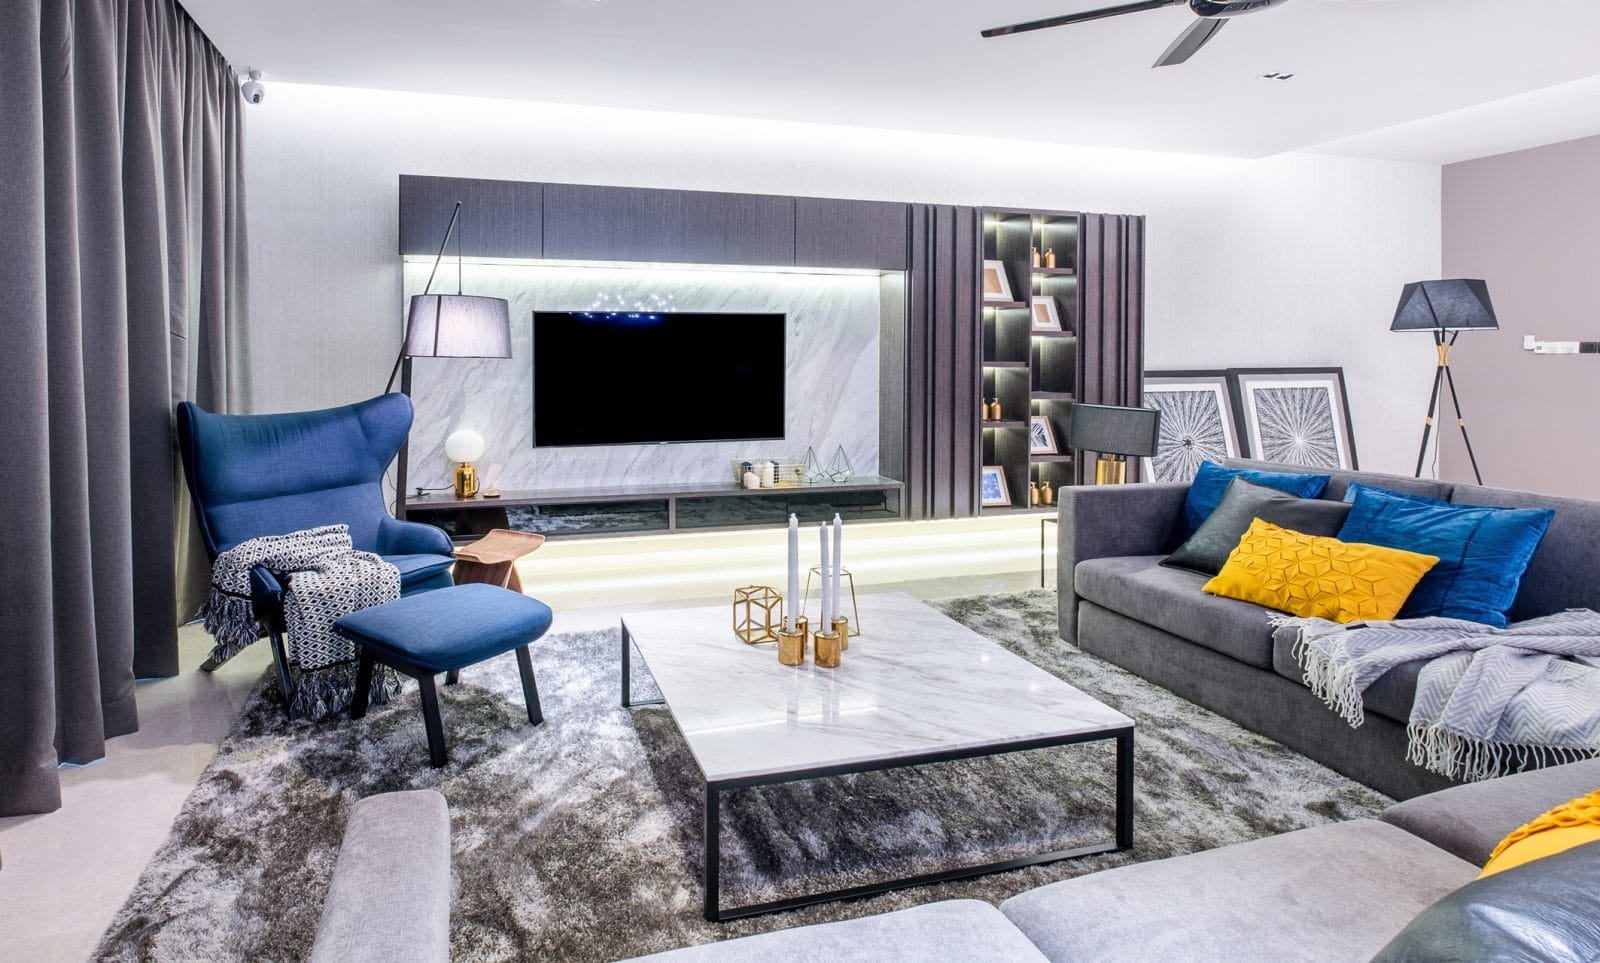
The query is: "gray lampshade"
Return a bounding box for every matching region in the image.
[1391,279,1499,333]
[403,294,512,358]
[1070,403,1161,458]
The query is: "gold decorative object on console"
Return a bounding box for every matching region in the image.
[453,463,480,499]
[777,616,808,666]
[832,615,850,652]
[1095,455,1129,486]
[803,565,861,633]
[814,627,842,668]
[732,585,783,644]
[445,429,486,499]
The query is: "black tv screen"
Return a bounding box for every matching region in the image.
[532,311,786,447]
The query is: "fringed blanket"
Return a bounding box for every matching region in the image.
[1276,610,1600,782]
[202,524,401,718]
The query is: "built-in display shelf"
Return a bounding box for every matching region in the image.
[403,476,905,540]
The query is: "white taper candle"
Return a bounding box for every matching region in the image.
[785,514,799,632]
[819,522,832,625]
[832,513,843,624]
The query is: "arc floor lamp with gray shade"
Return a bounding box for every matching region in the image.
[1392,279,1498,485]
[386,201,513,510]
[1070,403,1162,485]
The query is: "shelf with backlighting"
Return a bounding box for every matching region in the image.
[1032,267,1077,278]
[981,420,1027,430]
[402,475,906,540]
[982,299,1029,310]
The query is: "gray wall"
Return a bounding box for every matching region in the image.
[1441,134,1600,497]
[245,82,1443,475]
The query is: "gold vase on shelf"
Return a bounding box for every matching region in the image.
[1040,482,1055,506]
[1031,246,1041,267]
[1043,248,1057,269]
[1029,481,1041,507]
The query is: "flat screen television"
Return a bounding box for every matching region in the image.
[532,311,786,447]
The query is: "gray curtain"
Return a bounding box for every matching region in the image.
[0,0,249,816]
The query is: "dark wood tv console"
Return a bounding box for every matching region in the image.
[403,476,906,541]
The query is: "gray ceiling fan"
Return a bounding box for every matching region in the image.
[983,0,1298,67]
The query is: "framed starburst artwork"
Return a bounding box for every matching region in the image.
[1227,367,1358,471]
[1141,371,1243,482]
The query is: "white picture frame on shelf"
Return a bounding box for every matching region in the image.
[1029,415,1058,455]
[982,261,1014,303]
[979,465,1012,508]
[1031,296,1064,332]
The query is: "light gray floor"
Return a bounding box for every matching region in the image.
[0,571,1039,962]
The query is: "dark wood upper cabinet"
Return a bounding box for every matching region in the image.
[542,184,795,266]
[794,197,909,271]
[398,175,542,258]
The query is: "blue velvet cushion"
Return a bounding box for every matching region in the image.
[1337,483,1554,627]
[1183,461,1331,537]
[334,583,554,672]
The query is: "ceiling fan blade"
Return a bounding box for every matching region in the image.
[982,0,1183,39]
[1152,16,1227,67]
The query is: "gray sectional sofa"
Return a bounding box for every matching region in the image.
[632,759,1600,962]
[1056,458,1600,800]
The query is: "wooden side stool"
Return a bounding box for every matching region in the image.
[453,528,546,593]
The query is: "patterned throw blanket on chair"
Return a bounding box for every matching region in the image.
[1274,610,1600,782]
[202,524,400,718]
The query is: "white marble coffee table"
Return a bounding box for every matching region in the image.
[620,592,1135,922]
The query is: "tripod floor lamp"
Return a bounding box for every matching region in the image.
[1391,279,1499,485]
[386,201,512,509]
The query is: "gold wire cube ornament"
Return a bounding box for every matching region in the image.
[732,585,783,644]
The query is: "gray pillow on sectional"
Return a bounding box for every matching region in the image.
[1164,477,1353,576]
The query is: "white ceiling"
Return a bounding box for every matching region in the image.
[183,0,1600,161]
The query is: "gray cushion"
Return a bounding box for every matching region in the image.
[1075,555,1277,668]
[1271,630,1422,724]
[310,789,452,963]
[1450,484,1600,622]
[1380,758,1600,865]
[624,900,1048,962]
[1166,477,1353,576]
[1000,820,1477,963]
[1224,458,1455,503]
[1373,841,1600,963]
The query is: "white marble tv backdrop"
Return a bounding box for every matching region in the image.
[405,262,881,491]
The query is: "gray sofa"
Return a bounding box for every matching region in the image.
[632,759,1600,962]
[310,789,452,963]
[1056,458,1600,800]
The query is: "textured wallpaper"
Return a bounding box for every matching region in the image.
[245,82,1443,476]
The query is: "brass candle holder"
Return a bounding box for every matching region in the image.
[813,628,842,668]
[832,615,850,652]
[777,616,808,666]
[733,585,783,645]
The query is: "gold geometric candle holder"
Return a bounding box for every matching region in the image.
[733,585,783,645]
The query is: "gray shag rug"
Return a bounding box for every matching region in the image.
[96,591,1388,961]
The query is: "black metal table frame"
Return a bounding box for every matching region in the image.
[621,620,1135,923]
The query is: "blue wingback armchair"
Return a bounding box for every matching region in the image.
[177,393,455,712]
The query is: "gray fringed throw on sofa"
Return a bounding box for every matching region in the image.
[203,524,400,718]
[1277,609,1600,782]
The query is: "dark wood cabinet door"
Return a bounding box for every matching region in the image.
[542,184,795,266]
[398,175,542,258]
[794,197,909,270]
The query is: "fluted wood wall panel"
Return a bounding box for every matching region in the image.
[1078,213,1148,483]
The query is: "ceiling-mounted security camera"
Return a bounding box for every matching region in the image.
[241,68,265,105]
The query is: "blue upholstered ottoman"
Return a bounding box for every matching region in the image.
[334,583,554,766]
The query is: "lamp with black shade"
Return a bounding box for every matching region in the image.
[388,201,513,510]
[1391,278,1498,484]
[1069,403,1162,485]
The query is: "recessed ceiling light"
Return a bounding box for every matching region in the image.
[1258,72,1298,81]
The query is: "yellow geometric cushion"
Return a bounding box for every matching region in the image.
[1202,518,1440,623]
[1482,790,1600,878]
